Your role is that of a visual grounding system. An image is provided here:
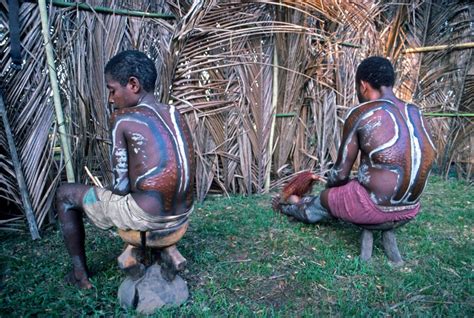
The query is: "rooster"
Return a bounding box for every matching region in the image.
[272,171,324,212]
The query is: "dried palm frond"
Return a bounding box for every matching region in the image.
[1,0,472,234]
[0,2,58,233]
[405,0,473,178]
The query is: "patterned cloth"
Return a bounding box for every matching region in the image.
[82,187,192,231]
[327,180,420,224]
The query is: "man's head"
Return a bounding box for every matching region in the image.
[104,50,157,109]
[355,56,395,103]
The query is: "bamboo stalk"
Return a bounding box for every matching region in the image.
[275,112,297,117]
[38,0,75,184]
[403,42,474,54]
[265,45,278,192]
[0,91,40,240]
[43,0,176,19]
[424,113,474,117]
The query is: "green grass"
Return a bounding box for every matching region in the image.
[1,176,472,317]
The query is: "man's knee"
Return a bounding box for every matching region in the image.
[56,183,91,208]
[301,196,329,223]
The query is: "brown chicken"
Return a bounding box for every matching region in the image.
[272,171,323,212]
[281,171,321,201]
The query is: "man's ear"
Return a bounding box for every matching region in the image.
[359,80,369,94]
[127,76,141,93]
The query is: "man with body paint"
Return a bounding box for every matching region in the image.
[274,56,436,227]
[55,50,195,289]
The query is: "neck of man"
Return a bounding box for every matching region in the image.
[377,86,397,101]
[136,92,154,105]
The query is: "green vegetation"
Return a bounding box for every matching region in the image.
[1,176,472,317]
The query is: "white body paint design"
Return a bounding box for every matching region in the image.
[170,106,190,192]
[339,99,392,164]
[391,105,422,205]
[112,119,150,191]
[363,118,382,147]
[418,109,437,151]
[368,111,399,166]
[370,193,380,204]
[344,99,430,205]
[327,167,342,185]
[134,103,190,193]
[113,118,150,146]
[357,164,371,185]
[113,148,129,191]
[131,133,146,146]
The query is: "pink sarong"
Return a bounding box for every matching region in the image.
[327,180,420,225]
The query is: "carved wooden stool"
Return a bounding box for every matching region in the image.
[117,221,188,281]
[358,220,410,264]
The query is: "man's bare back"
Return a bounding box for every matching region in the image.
[111,95,194,216]
[55,50,195,289]
[275,56,436,227]
[338,98,436,206]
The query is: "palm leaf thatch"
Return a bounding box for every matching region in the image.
[404,0,473,179]
[0,0,472,235]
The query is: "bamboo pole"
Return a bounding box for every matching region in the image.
[424,113,474,117]
[265,45,278,192]
[44,0,176,19]
[38,0,75,183]
[0,91,40,240]
[403,42,474,54]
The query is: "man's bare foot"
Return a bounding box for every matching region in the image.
[64,271,93,289]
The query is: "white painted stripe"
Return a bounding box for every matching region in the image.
[405,105,422,204]
[135,166,160,186]
[112,118,149,189]
[391,105,421,204]
[170,106,189,192]
[344,98,394,120]
[418,109,437,151]
[340,100,393,164]
[369,110,399,166]
[137,103,188,192]
[112,118,149,149]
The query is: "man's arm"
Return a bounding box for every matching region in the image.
[111,115,131,195]
[326,111,360,188]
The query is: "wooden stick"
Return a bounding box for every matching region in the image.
[0,91,40,240]
[403,42,474,54]
[84,166,103,188]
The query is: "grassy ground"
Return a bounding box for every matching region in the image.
[0,176,472,317]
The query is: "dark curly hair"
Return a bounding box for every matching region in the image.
[355,56,395,89]
[104,50,157,92]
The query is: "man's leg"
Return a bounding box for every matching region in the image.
[278,195,330,224]
[55,183,93,289]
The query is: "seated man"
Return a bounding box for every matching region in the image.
[55,50,195,289]
[275,56,436,226]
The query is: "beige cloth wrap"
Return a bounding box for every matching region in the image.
[82,187,192,232]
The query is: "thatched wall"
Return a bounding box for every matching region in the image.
[0,0,472,234]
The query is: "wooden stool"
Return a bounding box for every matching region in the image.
[358,220,409,264]
[117,221,188,281]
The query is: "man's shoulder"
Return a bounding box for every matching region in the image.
[345,99,397,121]
[113,101,169,118]
[405,102,422,113]
[112,108,148,121]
